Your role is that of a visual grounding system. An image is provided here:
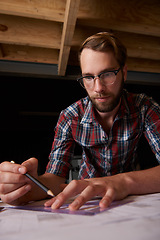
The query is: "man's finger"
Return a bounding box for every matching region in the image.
[0,184,31,204]
[69,183,105,211]
[99,188,115,208]
[45,180,88,209]
[0,171,27,184]
[0,161,25,174]
[21,158,38,174]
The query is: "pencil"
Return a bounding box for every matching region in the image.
[11,161,54,197]
[24,173,54,197]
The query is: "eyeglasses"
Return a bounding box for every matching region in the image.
[77,68,121,89]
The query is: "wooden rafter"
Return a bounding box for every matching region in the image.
[0,0,65,22]
[127,58,160,73]
[72,27,160,61]
[0,14,62,49]
[0,44,4,58]
[1,44,59,64]
[0,0,159,75]
[58,0,80,76]
[78,0,160,37]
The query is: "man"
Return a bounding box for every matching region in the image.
[0,32,160,210]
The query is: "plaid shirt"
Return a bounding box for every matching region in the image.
[46,90,160,179]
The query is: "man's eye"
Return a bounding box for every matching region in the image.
[101,72,111,78]
[101,72,113,78]
[84,76,93,81]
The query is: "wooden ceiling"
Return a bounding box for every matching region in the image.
[0,0,160,77]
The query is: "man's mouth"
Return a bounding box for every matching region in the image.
[95,96,110,102]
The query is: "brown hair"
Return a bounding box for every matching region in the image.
[79,32,127,68]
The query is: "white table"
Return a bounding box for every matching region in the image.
[0,193,160,240]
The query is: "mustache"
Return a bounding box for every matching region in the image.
[93,93,112,98]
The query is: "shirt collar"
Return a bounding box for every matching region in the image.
[80,97,98,125]
[116,90,130,119]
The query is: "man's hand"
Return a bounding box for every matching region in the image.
[45,173,130,210]
[0,158,38,205]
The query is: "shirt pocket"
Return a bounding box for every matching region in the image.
[113,129,141,154]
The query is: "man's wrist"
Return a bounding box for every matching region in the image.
[122,172,135,196]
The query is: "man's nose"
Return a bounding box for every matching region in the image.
[94,77,105,93]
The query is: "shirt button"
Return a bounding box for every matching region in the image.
[103,136,108,142]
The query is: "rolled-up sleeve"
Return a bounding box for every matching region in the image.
[46,111,75,178]
[144,100,160,163]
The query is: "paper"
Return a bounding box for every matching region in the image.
[0,193,160,240]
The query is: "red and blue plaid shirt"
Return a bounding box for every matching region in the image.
[46,90,160,179]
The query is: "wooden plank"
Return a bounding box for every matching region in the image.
[68,50,160,74]
[115,32,160,61]
[0,44,4,58]
[127,58,160,73]
[72,27,160,60]
[0,14,62,49]
[0,0,65,22]
[0,44,59,64]
[78,0,160,37]
[77,18,160,38]
[1,0,159,37]
[58,0,80,76]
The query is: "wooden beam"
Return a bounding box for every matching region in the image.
[58,0,80,76]
[115,32,160,61]
[77,18,160,38]
[78,0,160,37]
[1,44,59,64]
[127,58,160,74]
[72,27,160,61]
[0,44,4,58]
[0,14,62,49]
[0,0,65,22]
[68,50,160,74]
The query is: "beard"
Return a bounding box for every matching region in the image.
[88,80,124,113]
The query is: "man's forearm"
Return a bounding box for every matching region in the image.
[125,165,160,195]
[38,173,66,196]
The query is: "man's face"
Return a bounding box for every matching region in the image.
[80,49,127,113]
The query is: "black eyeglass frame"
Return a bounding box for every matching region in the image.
[77,67,121,89]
